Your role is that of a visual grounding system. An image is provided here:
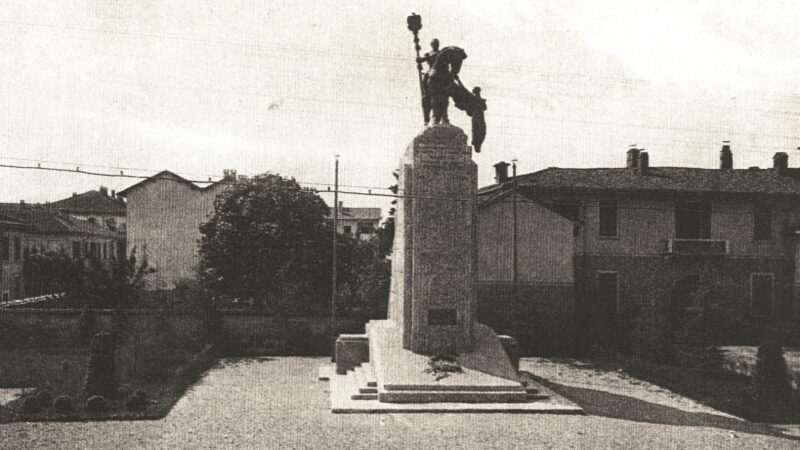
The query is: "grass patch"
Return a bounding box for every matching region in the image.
[0,344,216,423]
[602,355,800,424]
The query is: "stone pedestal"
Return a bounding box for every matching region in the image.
[389,125,477,354]
[327,124,583,412]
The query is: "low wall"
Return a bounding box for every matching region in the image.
[0,308,372,355]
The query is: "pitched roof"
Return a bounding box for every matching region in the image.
[480,166,800,197]
[0,203,118,238]
[116,170,221,197]
[326,207,382,221]
[50,190,126,215]
[477,187,580,223]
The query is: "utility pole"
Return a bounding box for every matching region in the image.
[511,159,519,336]
[330,155,339,362]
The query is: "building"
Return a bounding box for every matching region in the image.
[117,170,231,290]
[49,186,127,232]
[327,202,381,240]
[0,214,29,301]
[0,203,120,301]
[478,144,800,349]
[476,167,578,351]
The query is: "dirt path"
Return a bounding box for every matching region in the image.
[1,357,798,449]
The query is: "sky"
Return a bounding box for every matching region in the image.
[2,0,800,215]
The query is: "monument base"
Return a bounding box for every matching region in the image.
[324,320,582,413]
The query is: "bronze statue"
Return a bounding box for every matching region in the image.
[416,39,440,124]
[407,13,487,152]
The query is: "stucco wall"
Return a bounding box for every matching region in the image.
[477,199,574,283]
[575,195,800,258]
[125,175,225,289]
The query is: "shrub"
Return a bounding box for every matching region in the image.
[85,395,109,412]
[77,305,96,345]
[20,396,40,414]
[53,395,75,413]
[752,342,792,403]
[125,390,148,411]
[285,322,317,355]
[35,390,53,408]
[84,332,118,398]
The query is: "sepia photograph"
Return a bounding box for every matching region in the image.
[1,1,799,448]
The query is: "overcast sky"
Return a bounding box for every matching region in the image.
[2,1,800,213]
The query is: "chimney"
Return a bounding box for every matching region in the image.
[223,169,237,181]
[720,141,733,169]
[99,186,108,197]
[493,161,510,184]
[638,151,649,172]
[626,145,640,168]
[773,152,788,173]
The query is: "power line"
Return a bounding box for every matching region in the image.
[4,162,800,216]
[4,18,800,107]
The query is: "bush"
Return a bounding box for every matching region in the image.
[35,389,53,408]
[85,395,109,412]
[84,332,118,398]
[53,395,75,413]
[752,342,792,403]
[20,396,40,414]
[125,390,148,411]
[285,322,317,355]
[77,305,96,345]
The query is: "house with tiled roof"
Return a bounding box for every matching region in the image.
[478,144,800,350]
[49,186,127,232]
[326,202,381,240]
[0,202,121,301]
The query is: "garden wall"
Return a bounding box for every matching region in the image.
[0,308,370,355]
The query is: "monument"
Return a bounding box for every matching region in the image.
[323,14,581,413]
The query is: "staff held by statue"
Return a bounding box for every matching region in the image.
[406,13,427,125]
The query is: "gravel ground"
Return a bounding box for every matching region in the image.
[1,357,798,449]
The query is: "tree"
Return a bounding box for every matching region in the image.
[198,173,331,323]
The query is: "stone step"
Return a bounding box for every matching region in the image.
[526,392,550,401]
[378,390,529,404]
[351,393,379,401]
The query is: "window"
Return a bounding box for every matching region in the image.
[90,242,99,259]
[1,292,8,302]
[102,243,107,260]
[73,241,81,259]
[357,222,374,235]
[343,225,352,236]
[754,204,772,241]
[751,273,774,316]
[597,271,619,316]
[675,200,711,239]
[599,201,618,237]
[13,238,20,261]
[1,236,9,261]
